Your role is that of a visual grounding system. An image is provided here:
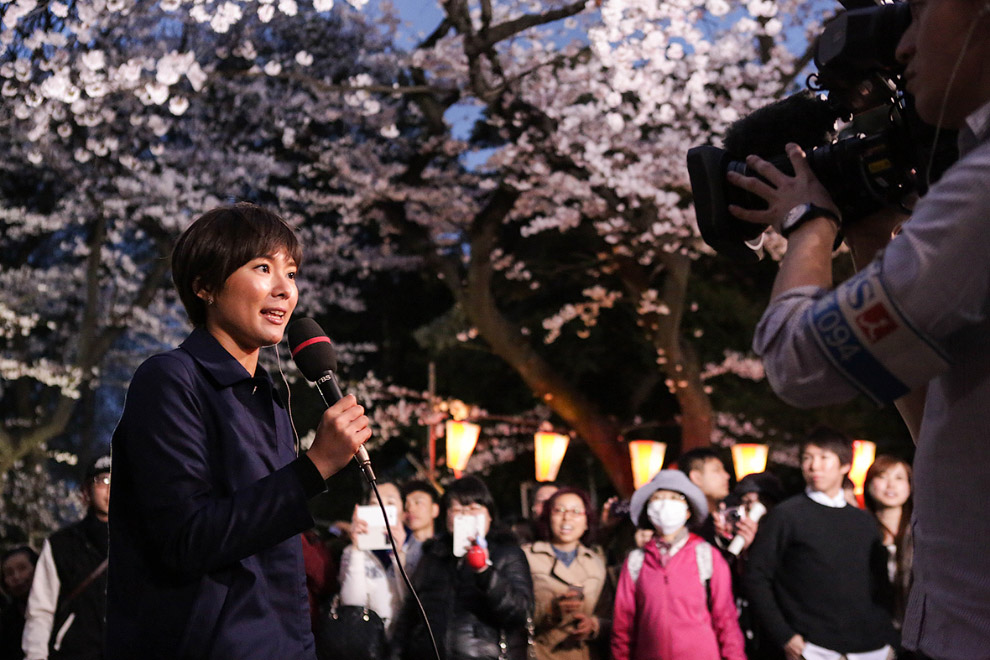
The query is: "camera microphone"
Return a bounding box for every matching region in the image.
[287,317,375,483]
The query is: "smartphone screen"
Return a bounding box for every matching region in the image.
[452,513,486,557]
[355,504,398,551]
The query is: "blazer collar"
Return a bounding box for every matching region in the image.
[180,327,272,389]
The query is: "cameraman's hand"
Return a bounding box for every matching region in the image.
[727,143,840,235]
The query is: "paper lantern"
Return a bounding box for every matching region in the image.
[534,431,569,482]
[848,439,877,500]
[628,440,667,489]
[445,420,481,473]
[730,443,769,482]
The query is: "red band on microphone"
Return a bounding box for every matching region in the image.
[290,335,331,358]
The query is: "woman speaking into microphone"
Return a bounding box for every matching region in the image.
[106,203,370,660]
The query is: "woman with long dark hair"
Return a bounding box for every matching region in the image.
[864,456,914,630]
[389,475,534,660]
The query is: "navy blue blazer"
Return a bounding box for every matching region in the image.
[106,329,326,660]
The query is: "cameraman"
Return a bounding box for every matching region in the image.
[727,3,990,660]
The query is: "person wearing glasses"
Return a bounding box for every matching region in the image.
[523,487,611,660]
[22,455,111,660]
[611,470,745,660]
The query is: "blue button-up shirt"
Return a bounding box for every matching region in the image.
[754,100,990,660]
[107,328,326,659]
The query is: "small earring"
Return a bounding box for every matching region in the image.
[206,296,214,305]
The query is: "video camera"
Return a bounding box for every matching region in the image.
[687,1,958,262]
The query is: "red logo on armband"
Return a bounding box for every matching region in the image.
[855,302,898,343]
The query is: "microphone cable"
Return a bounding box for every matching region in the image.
[367,478,442,660]
[275,340,442,660]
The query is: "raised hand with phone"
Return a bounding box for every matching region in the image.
[389,476,534,660]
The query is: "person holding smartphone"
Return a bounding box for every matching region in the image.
[523,488,611,660]
[389,475,534,660]
[336,482,407,642]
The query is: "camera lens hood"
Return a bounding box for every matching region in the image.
[687,145,767,263]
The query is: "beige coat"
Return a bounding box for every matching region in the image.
[523,541,608,660]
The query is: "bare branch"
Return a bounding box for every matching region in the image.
[472,0,589,54]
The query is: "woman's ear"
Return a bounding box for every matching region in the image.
[194,279,215,306]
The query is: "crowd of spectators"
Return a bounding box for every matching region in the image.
[0,427,916,660]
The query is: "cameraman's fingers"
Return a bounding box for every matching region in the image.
[727,168,777,202]
[728,203,774,226]
[745,153,794,188]
[785,142,814,179]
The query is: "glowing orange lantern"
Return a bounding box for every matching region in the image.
[629,440,667,489]
[730,443,769,482]
[445,420,481,475]
[848,439,877,504]
[534,431,570,482]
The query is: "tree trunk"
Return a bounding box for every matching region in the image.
[456,188,636,495]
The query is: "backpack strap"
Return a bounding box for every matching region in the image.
[628,542,713,612]
[695,541,713,612]
[626,548,645,583]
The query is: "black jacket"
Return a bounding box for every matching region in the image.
[107,329,322,660]
[47,513,108,660]
[390,532,533,660]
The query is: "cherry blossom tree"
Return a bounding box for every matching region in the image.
[316,0,831,493]
[1,0,887,502]
[0,1,417,481]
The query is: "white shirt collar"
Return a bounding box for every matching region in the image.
[655,528,690,556]
[961,98,990,155]
[805,486,847,508]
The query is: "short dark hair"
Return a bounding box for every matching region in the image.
[534,487,597,546]
[440,475,497,521]
[677,447,723,476]
[800,426,853,466]
[171,203,302,327]
[402,480,440,504]
[1,545,38,567]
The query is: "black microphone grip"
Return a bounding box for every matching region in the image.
[314,370,376,483]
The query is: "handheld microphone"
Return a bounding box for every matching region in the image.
[287,317,375,483]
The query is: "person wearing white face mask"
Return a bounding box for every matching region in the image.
[611,470,745,660]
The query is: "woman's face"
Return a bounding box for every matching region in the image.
[868,463,912,508]
[374,483,403,510]
[548,493,588,547]
[201,250,298,359]
[2,552,35,599]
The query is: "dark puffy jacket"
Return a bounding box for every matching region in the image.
[390,532,533,660]
[47,513,108,660]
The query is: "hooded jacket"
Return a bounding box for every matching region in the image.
[611,534,745,660]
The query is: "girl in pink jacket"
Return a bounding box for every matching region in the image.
[611,470,746,660]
